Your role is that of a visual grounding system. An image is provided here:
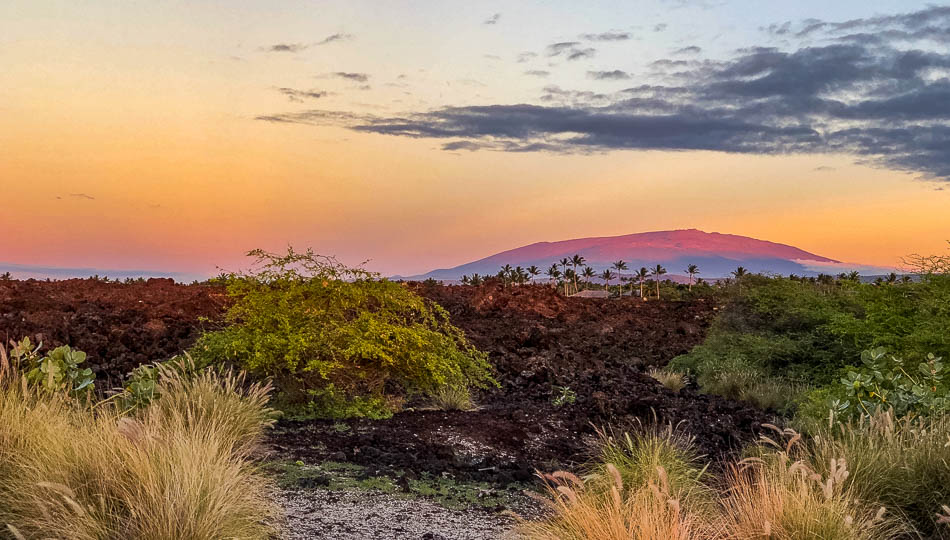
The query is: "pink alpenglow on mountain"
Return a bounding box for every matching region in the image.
[408,229,841,281]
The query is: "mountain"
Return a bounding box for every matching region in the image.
[405,229,846,281]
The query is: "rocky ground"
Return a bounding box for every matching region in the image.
[1,278,770,538]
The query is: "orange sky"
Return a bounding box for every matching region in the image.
[2,1,948,278]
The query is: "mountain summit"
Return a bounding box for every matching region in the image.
[408,229,841,281]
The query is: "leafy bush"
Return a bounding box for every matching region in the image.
[672,272,950,418]
[830,347,948,418]
[192,248,494,418]
[3,337,95,396]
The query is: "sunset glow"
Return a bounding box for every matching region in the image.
[2,1,949,279]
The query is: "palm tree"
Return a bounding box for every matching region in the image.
[564,268,577,294]
[685,264,699,290]
[500,264,513,288]
[847,270,861,282]
[571,255,586,295]
[527,265,540,284]
[601,269,615,297]
[651,264,666,299]
[546,264,561,289]
[460,275,470,285]
[470,273,482,286]
[559,258,572,294]
[611,260,628,298]
[582,266,596,289]
[886,272,898,284]
[636,267,649,300]
[732,266,748,294]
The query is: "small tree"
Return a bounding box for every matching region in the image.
[651,264,667,299]
[559,258,572,294]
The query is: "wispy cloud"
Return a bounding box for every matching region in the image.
[546,42,596,61]
[330,72,370,83]
[581,31,631,42]
[483,13,501,25]
[587,70,632,80]
[69,193,95,200]
[525,70,551,78]
[263,33,355,53]
[673,45,702,55]
[516,52,538,63]
[277,87,329,102]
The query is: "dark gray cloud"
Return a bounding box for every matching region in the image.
[546,42,596,61]
[673,46,702,55]
[587,70,632,80]
[277,87,329,102]
[581,32,632,42]
[483,13,501,25]
[259,6,950,181]
[524,70,551,77]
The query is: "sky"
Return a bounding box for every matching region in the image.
[2,0,949,279]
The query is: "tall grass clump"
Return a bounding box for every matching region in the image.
[520,424,716,540]
[805,411,950,537]
[721,425,908,540]
[648,368,687,392]
[0,345,279,539]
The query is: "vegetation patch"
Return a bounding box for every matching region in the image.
[191,248,496,419]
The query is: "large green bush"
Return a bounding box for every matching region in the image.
[192,248,494,418]
[671,272,950,418]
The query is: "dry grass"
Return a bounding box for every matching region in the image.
[0,348,280,539]
[430,384,475,411]
[648,368,687,392]
[520,421,944,540]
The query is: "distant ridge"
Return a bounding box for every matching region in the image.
[403,229,846,281]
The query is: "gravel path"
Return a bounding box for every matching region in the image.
[277,488,522,540]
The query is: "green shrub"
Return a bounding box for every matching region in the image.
[191,248,495,418]
[830,347,948,418]
[4,337,95,396]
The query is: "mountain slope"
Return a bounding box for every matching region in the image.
[407,229,841,280]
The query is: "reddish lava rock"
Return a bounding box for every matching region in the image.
[0,278,228,386]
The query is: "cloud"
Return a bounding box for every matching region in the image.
[581,31,632,42]
[331,72,370,83]
[587,70,632,80]
[813,165,836,172]
[262,33,354,53]
[517,52,538,63]
[259,6,950,181]
[317,33,354,45]
[673,46,702,55]
[69,193,95,200]
[484,54,502,61]
[546,42,596,61]
[524,70,551,77]
[483,13,501,25]
[264,43,308,53]
[277,87,329,102]
[654,23,668,32]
